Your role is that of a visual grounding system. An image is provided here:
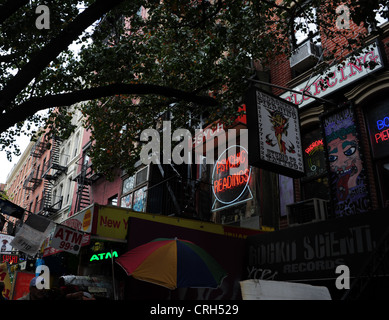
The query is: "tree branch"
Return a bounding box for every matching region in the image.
[0,83,218,133]
[0,0,126,111]
[0,0,29,25]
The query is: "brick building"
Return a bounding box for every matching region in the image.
[2,3,389,300]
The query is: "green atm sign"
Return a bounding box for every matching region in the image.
[90,251,118,262]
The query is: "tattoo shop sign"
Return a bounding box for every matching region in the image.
[245,88,304,178]
[279,41,384,108]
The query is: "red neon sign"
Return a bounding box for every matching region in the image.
[212,147,251,204]
[375,128,389,144]
[305,139,323,154]
[1,254,18,264]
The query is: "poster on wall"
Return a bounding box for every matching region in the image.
[321,105,370,217]
[0,234,14,253]
[246,88,304,178]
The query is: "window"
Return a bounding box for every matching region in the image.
[293,7,319,47]
[300,127,330,200]
[120,166,149,212]
[73,132,80,158]
[290,6,322,75]
[108,195,118,206]
[364,97,389,207]
[34,196,40,213]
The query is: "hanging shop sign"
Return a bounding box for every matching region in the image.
[320,105,370,217]
[10,214,54,256]
[42,204,94,257]
[50,225,83,255]
[279,41,384,108]
[246,88,304,178]
[365,98,389,159]
[211,145,253,212]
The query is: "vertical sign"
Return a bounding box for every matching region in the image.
[246,88,304,178]
[321,105,370,217]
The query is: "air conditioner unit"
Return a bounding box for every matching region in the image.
[290,41,321,72]
[287,198,328,227]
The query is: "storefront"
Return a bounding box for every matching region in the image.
[275,40,389,224]
[121,209,265,300]
[246,208,389,300]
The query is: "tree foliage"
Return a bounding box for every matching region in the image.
[0,0,388,177]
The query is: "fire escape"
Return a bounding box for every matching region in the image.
[73,144,96,212]
[39,136,67,217]
[23,139,46,209]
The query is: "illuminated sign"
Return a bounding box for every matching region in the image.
[377,116,389,130]
[365,101,389,159]
[1,254,18,264]
[375,116,389,144]
[305,139,323,154]
[280,42,384,108]
[375,128,389,144]
[212,145,252,212]
[90,251,118,262]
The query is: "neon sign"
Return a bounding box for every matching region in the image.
[1,254,18,264]
[305,139,323,154]
[211,145,252,211]
[377,116,389,130]
[90,251,118,262]
[375,116,389,144]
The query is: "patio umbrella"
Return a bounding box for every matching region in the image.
[115,238,227,290]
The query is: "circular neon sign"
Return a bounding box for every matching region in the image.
[212,145,251,205]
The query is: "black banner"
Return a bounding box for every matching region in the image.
[246,209,389,282]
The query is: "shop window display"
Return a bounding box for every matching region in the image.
[300,127,330,201]
[365,98,389,208]
[120,167,148,212]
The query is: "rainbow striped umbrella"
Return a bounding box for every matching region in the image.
[116,238,227,290]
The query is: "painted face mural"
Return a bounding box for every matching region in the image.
[327,132,363,201]
[322,107,370,217]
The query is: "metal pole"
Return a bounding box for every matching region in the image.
[247,78,337,106]
[111,249,117,300]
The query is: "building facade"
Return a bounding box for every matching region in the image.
[2,3,389,300]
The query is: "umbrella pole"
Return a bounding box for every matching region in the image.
[111,249,117,300]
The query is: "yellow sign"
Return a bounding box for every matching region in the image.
[94,205,273,242]
[0,262,12,300]
[94,206,131,240]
